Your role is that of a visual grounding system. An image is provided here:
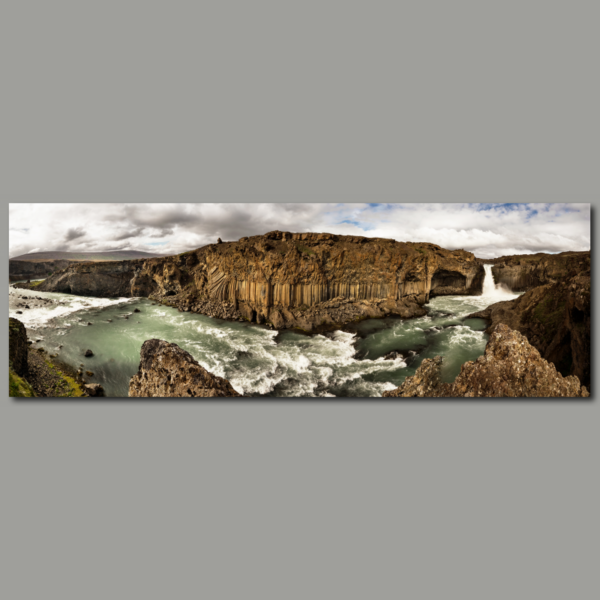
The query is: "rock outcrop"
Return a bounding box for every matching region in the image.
[34,231,485,331]
[469,270,590,388]
[129,339,242,397]
[9,318,28,377]
[22,259,148,297]
[486,251,590,292]
[383,324,589,398]
[8,319,88,398]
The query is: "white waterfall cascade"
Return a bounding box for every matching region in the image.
[481,264,516,300]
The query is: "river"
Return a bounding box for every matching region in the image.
[8,265,518,397]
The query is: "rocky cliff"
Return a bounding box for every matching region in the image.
[469,270,591,388]
[129,339,242,397]
[27,259,148,297]
[32,231,485,331]
[383,324,589,398]
[8,318,88,397]
[9,318,28,377]
[9,259,71,281]
[486,251,590,292]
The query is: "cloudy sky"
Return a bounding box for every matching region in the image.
[9,203,591,259]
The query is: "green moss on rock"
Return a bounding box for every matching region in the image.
[9,368,36,397]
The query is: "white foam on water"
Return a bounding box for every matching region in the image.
[481,264,518,301]
[9,285,136,328]
[219,329,408,397]
[447,325,486,348]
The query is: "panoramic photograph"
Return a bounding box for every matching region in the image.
[8,202,591,398]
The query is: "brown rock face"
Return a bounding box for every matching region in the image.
[129,339,242,397]
[486,251,590,292]
[30,260,147,297]
[9,259,72,282]
[37,231,484,331]
[469,270,590,389]
[9,318,28,377]
[383,324,589,398]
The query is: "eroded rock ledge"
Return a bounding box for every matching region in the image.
[129,339,242,397]
[29,231,485,331]
[383,324,589,398]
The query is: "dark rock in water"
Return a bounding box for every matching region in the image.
[9,318,28,377]
[129,339,242,397]
[87,322,93,326]
[16,310,22,314]
[84,349,94,357]
[84,383,104,397]
[107,319,112,323]
[86,371,94,377]
[133,308,141,313]
[383,324,589,398]
[25,305,30,309]
[384,351,404,360]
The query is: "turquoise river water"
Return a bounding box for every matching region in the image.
[8,265,517,397]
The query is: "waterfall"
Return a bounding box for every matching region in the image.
[482,264,515,299]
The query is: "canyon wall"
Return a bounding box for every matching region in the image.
[9,259,72,281]
[470,267,590,388]
[487,251,590,292]
[29,232,485,331]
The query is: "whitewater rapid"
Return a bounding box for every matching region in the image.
[9,283,136,328]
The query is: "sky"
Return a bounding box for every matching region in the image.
[9,203,591,260]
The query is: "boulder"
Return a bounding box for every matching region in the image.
[129,339,242,397]
[84,383,104,397]
[383,324,589,398]
[84,349,94,357]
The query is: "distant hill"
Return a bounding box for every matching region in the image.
[10,250,171,262]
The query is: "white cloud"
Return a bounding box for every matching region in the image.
[8,202,591,259]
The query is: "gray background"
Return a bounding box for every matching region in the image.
[1,2,597,599]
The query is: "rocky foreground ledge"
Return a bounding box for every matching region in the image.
[383,324,589,398]
[469,266,590,389]
[9,318,100,398]
[129,340,242,397]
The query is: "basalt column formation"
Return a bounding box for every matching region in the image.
[30,232,485,331]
